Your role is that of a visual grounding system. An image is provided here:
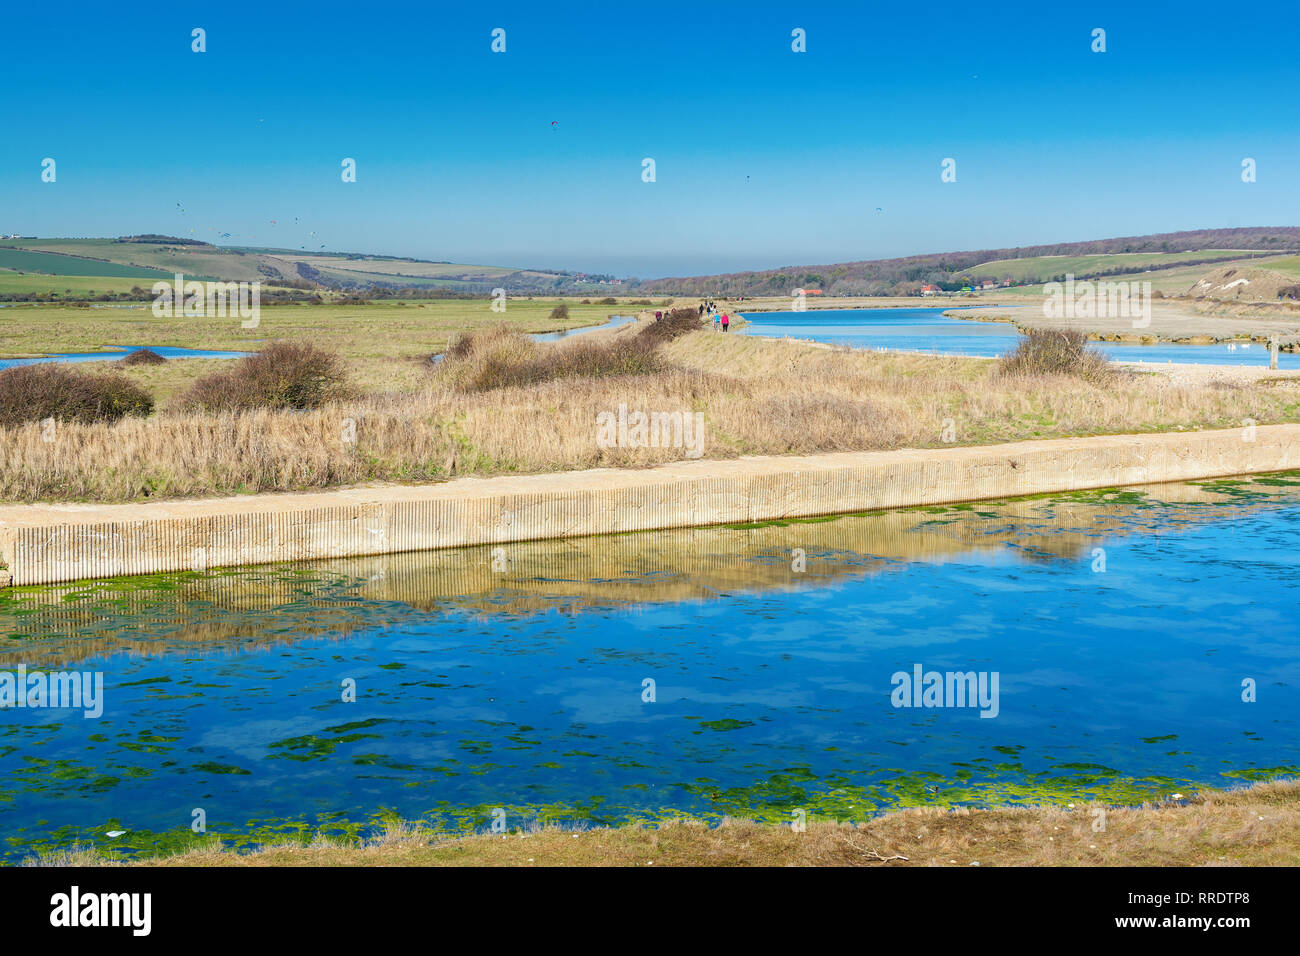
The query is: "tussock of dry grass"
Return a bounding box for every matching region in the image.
[34,779,1300,867]
[1,327,1295,503]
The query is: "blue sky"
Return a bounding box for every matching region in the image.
[2,0,1297,277]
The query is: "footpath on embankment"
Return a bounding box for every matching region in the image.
[2,424,1298,586]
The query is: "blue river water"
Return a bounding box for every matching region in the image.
[738,307,1300,369]
[0,345,249,370]
[530,314,637,342]
[0,475,1297,859]
[432,315,637,362]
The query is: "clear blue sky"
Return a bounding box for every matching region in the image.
[2,0,1297,277]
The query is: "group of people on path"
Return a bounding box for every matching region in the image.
[697,300,730,332]
[651,301,732,331]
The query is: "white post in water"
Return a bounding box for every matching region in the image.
[1270,335,1279,370]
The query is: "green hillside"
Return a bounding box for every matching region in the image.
[0,247,172,279]
[966,250,1260,283]
[0,238,275,280]
[0,271,151,296]
[0,237,599,295]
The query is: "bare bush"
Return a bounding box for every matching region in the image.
[177,342,351,412]
[997,328,1114,383]
[0,364,153,426]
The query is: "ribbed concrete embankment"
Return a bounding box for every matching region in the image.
[2,424,1298,586]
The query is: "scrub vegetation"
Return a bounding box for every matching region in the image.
[0,308,1298,501]
[0,364,153,427]
[997,328,1115,383]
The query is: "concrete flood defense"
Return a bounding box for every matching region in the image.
[1,424,1298,586]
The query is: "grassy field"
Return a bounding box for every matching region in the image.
[0,238,573,288]
[1,308,1298,502]
[28,778,1300,867]
[960,250,1273,283]
[966,254,1300,298]
[1259,255,1300,278]
[0,270,154,296]
[262,253,540,279]
[0,247,172,279]
[1,238,284,282]
[0,299,624,400]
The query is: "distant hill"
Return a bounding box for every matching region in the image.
[6,227,1300,302]
[0,237,626,298]
[632,227,1300,297]
[1187,261,1300,303]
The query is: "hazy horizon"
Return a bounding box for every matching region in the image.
[4,1,1298,279]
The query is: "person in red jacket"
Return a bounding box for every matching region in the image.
[721,313,730,332]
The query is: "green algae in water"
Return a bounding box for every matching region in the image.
[2,473,1299,860]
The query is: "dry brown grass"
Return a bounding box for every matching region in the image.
[33,779,1300,867]
[1,326,1296,503]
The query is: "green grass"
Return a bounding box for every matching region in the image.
[0,298,634,398]
[1259,256,1300,278]
[967,250,1274,283]
[0,247,172,278]
[970,254,1300,297]
[1,238,272,282]
[0,238,556,288]
[0,270,153,295]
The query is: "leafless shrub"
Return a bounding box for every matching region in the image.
[997,328,1114,383]
[177,342,351,412]
[0,364,154,426]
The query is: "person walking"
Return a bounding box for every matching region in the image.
[721,313,730,332]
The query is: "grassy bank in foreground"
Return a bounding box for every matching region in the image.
[29,780,1300,867]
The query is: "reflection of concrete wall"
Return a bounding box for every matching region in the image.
[1,479,1288,668]
[2,425,1297,586]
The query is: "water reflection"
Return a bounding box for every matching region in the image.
[0,474,1296,859]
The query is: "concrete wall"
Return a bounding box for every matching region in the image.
[2,424,1298,586]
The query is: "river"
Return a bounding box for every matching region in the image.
[1,474,1296,859]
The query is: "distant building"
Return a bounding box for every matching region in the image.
[980,280,996,290]
[921,284,942,296]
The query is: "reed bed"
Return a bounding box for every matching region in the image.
[1,326,1295,503]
